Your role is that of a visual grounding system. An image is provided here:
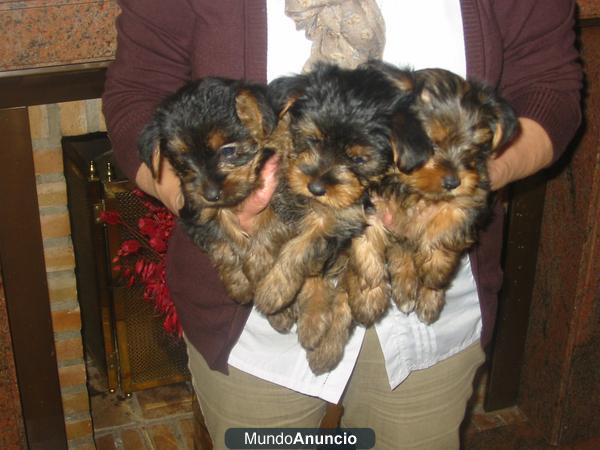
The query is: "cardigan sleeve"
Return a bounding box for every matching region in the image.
[102,0,195,180]
[493,0,583,162]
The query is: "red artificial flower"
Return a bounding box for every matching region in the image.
[138,217,157,236]
[120,239,141,255]
[99,210,122,225]
[149,236,167,253]
[107,189,180,335]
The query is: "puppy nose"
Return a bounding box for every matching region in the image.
[442,175,461,191]
[308,180,327,196]
[203,185,221,202]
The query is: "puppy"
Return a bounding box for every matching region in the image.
[343,61,433,327]
[255,63,429,373]
[380,67,519,324]
[138,77,279,303]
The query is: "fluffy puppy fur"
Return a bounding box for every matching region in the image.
[343,61,433,327]
[255,63,429,373]
[379,67,519,324]
[138,77,281,303]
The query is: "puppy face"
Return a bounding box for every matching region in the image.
[398,68,518,200]
[270,63,406,209]
[138,78,277,212]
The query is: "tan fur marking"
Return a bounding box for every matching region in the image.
[207,130,227,150]
[492,123,504,149]
[346,144,371,161]
[427,120,449,143]
[392,73,415,92]
[322,174,363,209]
[221,164,258,202]
[151,143,162,178]
[422,204,467,242]
[402,160,448,194]
[472,127,493,145]
[235,90,264,140]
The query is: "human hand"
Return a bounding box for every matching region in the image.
[135,157,184,216]
[487,118,553,191]
[236,154,280,234]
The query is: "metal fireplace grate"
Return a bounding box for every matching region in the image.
[63,133,189,395]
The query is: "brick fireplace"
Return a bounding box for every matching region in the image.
[31,99,108,449]
[0,2,119,449]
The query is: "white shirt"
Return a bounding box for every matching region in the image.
[228,0,481,403]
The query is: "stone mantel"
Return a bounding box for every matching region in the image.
[0,0,598,77]
[0,0,119,73]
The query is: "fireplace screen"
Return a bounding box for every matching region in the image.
[63,133,189,395]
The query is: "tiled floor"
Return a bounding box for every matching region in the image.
[88,363,532,450]
[91,382,195,450]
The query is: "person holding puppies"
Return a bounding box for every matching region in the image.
[103,1,582,448]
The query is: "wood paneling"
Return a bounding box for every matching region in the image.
[518,21,600,446]
[0,108,68,450]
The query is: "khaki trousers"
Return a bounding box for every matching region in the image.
[186,328,485,450]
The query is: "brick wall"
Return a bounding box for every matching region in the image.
[29,99,107,450]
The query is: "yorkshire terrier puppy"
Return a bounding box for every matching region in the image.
[343,61,433,327]
[378,67,519,324]
[138,77,280,303]
[255,63,429,373]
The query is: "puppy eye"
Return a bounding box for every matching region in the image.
[306,136,320,147]
[349,155,368,165]
[219,143,238,159]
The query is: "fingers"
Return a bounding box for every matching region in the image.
[237,154,280,232]
[255,154,280,206]
[134,160,183,216]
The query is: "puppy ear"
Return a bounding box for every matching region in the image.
[138,119,163,178]
[279,96,298,119]
[491,98,519,151]
[235,89,267,140]
[391,110,432,173]
[268,74,307,117]
[464,82,520,152]
[360,60,416,93]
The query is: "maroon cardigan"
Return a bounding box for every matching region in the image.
[102,0,582,372]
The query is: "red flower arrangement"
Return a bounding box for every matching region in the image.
[99,189,181,336]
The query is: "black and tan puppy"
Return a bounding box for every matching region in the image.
[256,63,429,373]
[379,67,519,324]
[343,61,433,327]
[138,77,279,303]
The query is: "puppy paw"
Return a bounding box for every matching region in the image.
[391,275,419,315]
[348,285,390,326]
[254,269,300,314]
[306,339,345,375]
[305,292,353,374]
[415,287,445,324]
[222,273,254,304]
[297,308,331,350]
[267,306,297,333]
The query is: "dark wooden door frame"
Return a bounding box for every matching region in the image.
[0,64,107,450]
[0,107,68,450]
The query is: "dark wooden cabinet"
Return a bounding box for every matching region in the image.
[481,3,600,447]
